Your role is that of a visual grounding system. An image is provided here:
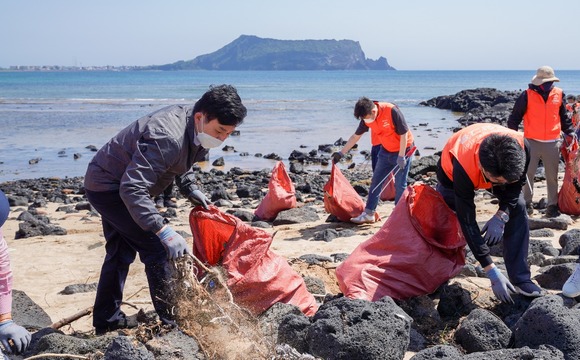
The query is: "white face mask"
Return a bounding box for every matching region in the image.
[363,117,375,124]
[197,118,224,149]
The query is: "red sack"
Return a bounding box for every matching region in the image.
[558,137,580,215]
[323,164,366,222]
[254,161,297,221]
[379,173,396,201]
[336,184,466,301]
[189,206,318,316]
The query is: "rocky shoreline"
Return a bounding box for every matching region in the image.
[4,88,580,359]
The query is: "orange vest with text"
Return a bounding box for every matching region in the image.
[441,123,525,190]
[523,87,563,141]
[365,102,414,152]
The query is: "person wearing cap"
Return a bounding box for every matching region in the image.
[436,123,543,302]
[331,97,415,224]
[0,190,31,357]
[84,84,247,335]
[507,66,575,218]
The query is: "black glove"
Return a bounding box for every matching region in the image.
[188,189,210,209]
[331,152,344,164]
[564,132,578,146]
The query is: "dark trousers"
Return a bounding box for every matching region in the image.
[436,184,531,285]
[85,189,173,329]
[371,144,381,171]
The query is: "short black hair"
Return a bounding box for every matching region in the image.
[354,97,375,120]
[479,134,525,182]
[193,84,247,126]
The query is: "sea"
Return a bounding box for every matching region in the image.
[2,70,580,183]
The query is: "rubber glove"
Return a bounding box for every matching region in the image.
[0,320,31,354]
[485,266,515,303]
[331,152,344,164]
[481,215,505,246]
[157,226,190,260]
[396,156,406,168]
[188,189,210,210]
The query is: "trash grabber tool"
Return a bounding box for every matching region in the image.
[371,146,417,193]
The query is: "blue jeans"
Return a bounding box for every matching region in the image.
[366,146,413,211]
[85,189,174,330]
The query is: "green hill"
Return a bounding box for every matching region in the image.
[147,35,395,71]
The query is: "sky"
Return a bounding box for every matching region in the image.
[1,0,578,71]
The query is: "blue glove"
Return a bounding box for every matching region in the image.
[396,155,406,168]
[481,215,505,246]
[331,152,344,164]
[157,226,190,260]
[0,320,31,354]
[188,189,210,210]
[485,267,515,303]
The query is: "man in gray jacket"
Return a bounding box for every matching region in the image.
[84,84,247,334]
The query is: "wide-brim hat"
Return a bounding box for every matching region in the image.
[531,66,560,86]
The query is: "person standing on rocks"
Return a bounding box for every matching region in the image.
[331,97,415,224]
[436,123,543,303]
[507,65,575,218]
[83,85,247,335]
[0,190,31,357]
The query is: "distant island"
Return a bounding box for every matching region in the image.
[3,35,395,71]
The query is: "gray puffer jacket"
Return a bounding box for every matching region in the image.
[84,104,209,233]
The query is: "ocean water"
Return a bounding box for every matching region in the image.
[1,70,580,183]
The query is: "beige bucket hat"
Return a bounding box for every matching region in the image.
[531,66,560,86]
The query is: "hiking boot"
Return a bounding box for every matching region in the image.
[95,313,139,335]
[514,281,544,298]
[164,198,178,208]
[154,196,164,209]
[563,264,580,298]
[545,205,561,218]
[526,202,534,215]
[350,212,375,224]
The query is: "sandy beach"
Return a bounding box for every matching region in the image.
[0,165,575,358]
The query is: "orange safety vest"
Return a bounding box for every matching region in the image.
[523,87,563,141]
[441,123,525,190]
[365,102,414,152]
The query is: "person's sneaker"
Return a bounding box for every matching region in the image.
[514,281,544,297]
[526,202,534,215]
[563,264,580,298]
[350,212,375,224]
[545,205,561,218]
[164,198,178,208]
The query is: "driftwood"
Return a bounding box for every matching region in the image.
[50,307,93,330]
[49,285,150,330]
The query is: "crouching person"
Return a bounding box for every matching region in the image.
[436,123,543,303]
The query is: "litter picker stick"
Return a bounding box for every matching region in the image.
[371,146,417,193]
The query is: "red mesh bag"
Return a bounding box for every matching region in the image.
[254,161,296,221]
[323,164,366,222]
[336,184,466,301]
[189,206,318,316]
[558,137,580,215]
[379,173,396,201]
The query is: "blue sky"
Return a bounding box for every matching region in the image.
[1,0,577,70]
